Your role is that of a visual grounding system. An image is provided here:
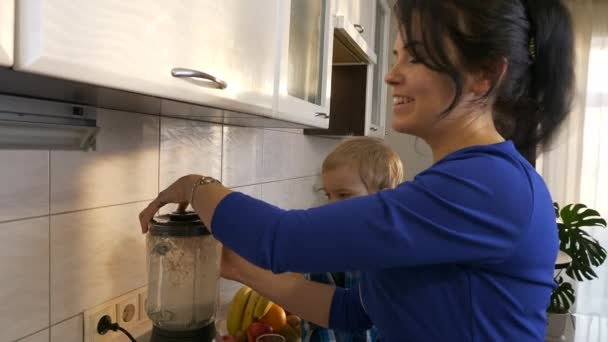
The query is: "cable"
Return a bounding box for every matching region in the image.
[97,315,137,342]
[117,326,137,342]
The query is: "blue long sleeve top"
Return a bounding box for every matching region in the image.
[212,141,558,341]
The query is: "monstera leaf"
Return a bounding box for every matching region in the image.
[548,277,575,313]
[556,203,607,281]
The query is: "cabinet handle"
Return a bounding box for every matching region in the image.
[370,127,379,132]
[354,24,365,34]
[171,68,228,89]
[315,112,330,119]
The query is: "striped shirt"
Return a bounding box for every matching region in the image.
[301,272,377,342]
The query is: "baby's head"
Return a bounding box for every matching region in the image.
[321,137,404,203]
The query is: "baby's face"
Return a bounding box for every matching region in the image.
[321,164,371,203]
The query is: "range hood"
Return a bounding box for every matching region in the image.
[333,14,377,65]
[0,94,99,151]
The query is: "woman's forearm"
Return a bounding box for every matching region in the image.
[237,264,335,328]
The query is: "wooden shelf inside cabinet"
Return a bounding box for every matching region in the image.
[304,64,368,137]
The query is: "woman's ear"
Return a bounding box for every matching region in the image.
[468,57,509,97]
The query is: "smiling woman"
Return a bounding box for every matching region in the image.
[139,1,576,340]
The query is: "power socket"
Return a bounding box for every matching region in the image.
[84,286,149,342]
[84,303,117,342]
[116,295,139,329]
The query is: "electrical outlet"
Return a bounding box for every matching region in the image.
[116,295,139,329]
[83,286,150,342]
[84,302,117,342]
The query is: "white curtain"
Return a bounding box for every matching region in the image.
[578,6,608,226]
[538,1,608,340]
[574,1,608,340]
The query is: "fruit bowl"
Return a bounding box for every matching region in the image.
[225,286,302,342]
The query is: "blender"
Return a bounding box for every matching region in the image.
[146,210,221,342]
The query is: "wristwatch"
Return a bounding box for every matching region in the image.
[190,175,221,205]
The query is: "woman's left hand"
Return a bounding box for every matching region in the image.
[139,174,200,233]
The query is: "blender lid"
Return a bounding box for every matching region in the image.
[149,210,211,236]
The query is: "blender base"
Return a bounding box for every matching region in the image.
[150,323,216,342]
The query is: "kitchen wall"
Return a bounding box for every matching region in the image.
[0,108,339,342]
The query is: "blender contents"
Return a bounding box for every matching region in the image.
[145,210,220,342]
[147,234,220,330]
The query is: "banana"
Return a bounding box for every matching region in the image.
[253,295,273,320]
[227,286,252,336]
[240,290,262,332]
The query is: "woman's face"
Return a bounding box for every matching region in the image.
[384,30,466,138]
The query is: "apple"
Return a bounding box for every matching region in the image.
[235,331,247,342]
[247,322,273,342]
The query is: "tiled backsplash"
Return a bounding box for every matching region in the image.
[0,107,338,342]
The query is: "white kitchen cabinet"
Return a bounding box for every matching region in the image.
[366,0,391,137]
[0,0,13,67]
[14,0,278,117]
[335,0,376,50]
[333,0,387,137]
[274,0,335,128]
[307,0,388,137]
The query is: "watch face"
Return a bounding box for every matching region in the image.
[200,176,218,185]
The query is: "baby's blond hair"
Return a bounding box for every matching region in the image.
[322,137,404,191]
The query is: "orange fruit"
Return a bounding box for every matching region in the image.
[258,304,287,331]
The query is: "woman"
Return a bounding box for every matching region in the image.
[139,0,574,340]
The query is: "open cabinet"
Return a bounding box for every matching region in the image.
[3,0,391,131]
[306,0,391,137]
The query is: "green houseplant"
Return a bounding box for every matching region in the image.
[546,203,607,340]
[549,203,607,312]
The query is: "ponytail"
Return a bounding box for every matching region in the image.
[513,0,575,153]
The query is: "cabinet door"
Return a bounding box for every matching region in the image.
[366,0,390,137]
[15,0,278,117]
[335,0,375,49]
[0,0,13,66]
[275,0,335,128]
[356,0,376,50]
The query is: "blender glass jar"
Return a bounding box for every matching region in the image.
[146,211,221,332]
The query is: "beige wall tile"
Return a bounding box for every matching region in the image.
[50,202,147,323]
[0,217,49,341]
[0,150,49,222]
[50,109,159,214]
[51,315,83,342]
[222,126,264,187]
[17,329,49,342]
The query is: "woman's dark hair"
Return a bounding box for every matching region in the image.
[394,0,575,156]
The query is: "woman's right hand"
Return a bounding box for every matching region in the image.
[220,246,334,328]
